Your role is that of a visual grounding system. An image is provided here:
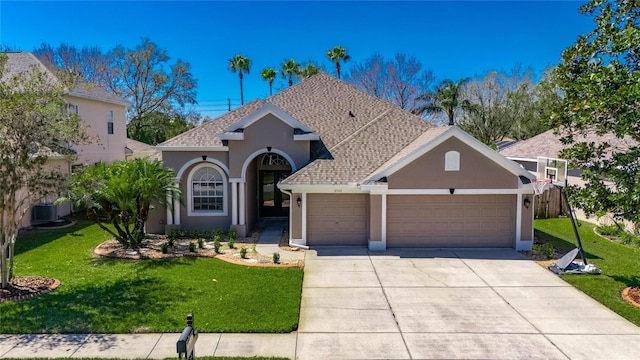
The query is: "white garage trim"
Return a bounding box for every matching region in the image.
[387,188,526,195]
[369,193,387,251]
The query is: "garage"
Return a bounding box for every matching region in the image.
[386,195,515,248]
[307,194,368,246]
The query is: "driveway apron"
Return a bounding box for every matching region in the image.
[296,248,640,360]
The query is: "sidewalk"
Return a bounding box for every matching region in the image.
[0,332,297,359]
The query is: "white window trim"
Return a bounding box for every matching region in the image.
[445,150,460,171]
[187,163,228,217]
[107,110,114,134]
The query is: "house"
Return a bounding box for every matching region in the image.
[3,52,130,227]
[500,129,637,229]
[125,138,161,160]
[152,73,535,251]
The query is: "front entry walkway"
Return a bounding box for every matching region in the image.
[254,219,304,261]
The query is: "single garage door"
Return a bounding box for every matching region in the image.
[307,194,368,246]
[387,195,515,248]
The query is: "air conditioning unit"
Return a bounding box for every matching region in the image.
[32,203,57,223]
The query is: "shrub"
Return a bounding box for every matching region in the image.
[531,242,554,260]
[240,247,248,259]
[619,232,636,245]
[214,229,223,238]
[198,238,204,249]
[213,238,221,254]
[167,237,175,248]
[188,229,200,239]
[227,228,238,241]
[273,252,280,264]
[597,224,621,236]
[188,242,196,252]
[168,229,180,241]
[227,238,235,249]
[542,242,554,259]
[161,242,169,254]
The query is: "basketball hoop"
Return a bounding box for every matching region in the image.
[532,178,551,196]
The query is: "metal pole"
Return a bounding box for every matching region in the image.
[561,187,588,265]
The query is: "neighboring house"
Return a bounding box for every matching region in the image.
[125,138,161,160]
[499,129,637,229]
[152,73,535,251]
[3,52,130,227]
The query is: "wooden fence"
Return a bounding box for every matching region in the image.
[533,186,568,219]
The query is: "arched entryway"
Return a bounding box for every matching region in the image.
[257,153,292,217]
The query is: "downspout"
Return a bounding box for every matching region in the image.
[280,188,309,250]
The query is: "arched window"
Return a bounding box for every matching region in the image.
[188,164,227,216]
[261,153,289,167]
[445,151,460,171]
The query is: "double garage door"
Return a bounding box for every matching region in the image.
[305,194,516,247]
[386,195,516,248]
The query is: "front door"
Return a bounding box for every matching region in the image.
[260,170,290,217]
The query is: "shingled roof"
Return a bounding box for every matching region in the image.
[499,129,637,161]
[3,52,130,107]
[160,72,433,185]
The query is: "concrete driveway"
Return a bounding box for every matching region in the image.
[296,248,640,360]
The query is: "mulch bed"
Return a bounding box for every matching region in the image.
[0,276,60,303]
[93,233,304,268]
[622,287,640,308]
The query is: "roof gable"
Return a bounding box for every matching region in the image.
[225,103,314,133]
[370,126,533,181]
[3,52,130,107]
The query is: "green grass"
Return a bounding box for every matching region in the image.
[0,220,303,334]
[535,218,640,326]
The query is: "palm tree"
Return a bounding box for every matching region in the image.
[280,59,301,87]
[260,67,277,96]
[326,45,351,79]
[415,79,475,126]
[228,54,251,105]
[68,158,180,249]
[300,63,321,78]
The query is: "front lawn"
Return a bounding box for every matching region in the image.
[0,220,303,334]
[535,218,640,326]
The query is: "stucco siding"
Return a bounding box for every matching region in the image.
[388,138,518,189]
[162,151,230,176]
[246,158,258,231]
[227,114,310,179]
[67,95,127,165]
[369,195,383,242]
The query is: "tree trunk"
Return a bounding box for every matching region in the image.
[336,62,341,79]
[1,242,7,289]
[239,73,244,105]
[269,80,273,96]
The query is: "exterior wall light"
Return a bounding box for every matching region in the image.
[297,196,302,207]
[524,196,531,209]
[201,155,207,161]
[267,146,272,153]
[449,188,455,194]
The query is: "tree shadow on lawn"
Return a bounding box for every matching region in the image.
[15,220,97,256]
[90,254,199,270]
[609,274,640,288]
[1,276,183,334]
[534,228,602,261]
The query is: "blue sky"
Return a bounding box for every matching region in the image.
[1,1,593,119]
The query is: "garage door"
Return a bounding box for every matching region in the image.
[387,195,515,248]
[307,194,368,246]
